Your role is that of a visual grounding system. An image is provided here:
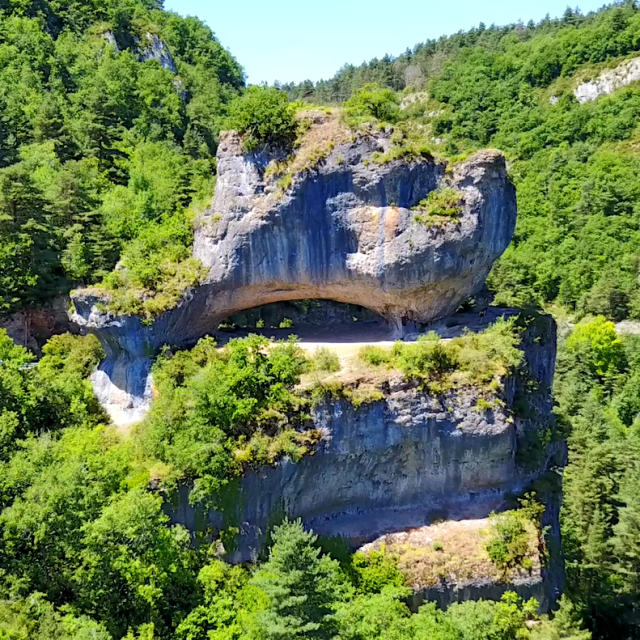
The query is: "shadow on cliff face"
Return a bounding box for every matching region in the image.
[214,299,394,345]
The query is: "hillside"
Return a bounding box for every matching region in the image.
[286,1,640,323]
[2,2,640,640]
[0,0,243,314]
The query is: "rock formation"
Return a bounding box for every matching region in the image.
[72,118,517,425]
[73,127,515,343]
[573,55,640,103]
[166,311,564,608]
[71,117,564,609]
[136,32,178,74]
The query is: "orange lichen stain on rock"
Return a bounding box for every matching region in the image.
[383,206,401,242]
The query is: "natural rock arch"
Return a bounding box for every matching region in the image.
[72,124,516,425]
[73,130,516,358]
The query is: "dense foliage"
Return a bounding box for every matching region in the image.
[136,334,317,502]
[4,1,640,639]
[0,0,243,314]
[0,318,585,639]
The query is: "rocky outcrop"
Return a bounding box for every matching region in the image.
[137,33,177,73]
[73,128,515,345]
[574,56,640,102]
[0,297,75,354]
[71,122,517,425]
[166,315,562,594]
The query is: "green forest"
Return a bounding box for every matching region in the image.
[3,0,640,638]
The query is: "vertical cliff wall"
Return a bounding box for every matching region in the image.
[167,315,562,604]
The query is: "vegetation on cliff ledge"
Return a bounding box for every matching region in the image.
[359,316,523,395]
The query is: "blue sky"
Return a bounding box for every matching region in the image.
[164,0,609,84]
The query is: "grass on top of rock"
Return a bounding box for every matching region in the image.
[358,316,523,393]
[310,347,341,373]
[91,208,209,321]
[360,506,542,590]
[413,187,465,227]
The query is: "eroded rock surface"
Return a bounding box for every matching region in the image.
[137,33,177,73]
[73,127,516,351]
[574,56,640,102]
[167,314,563,594]
[71,122,517,424]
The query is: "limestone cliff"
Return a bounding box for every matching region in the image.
[72,120,516,356]
[573,55,640,102]
[69,116,564,608]
[166,313,564,610]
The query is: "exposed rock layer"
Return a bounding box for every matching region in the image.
[0,297,75,354]
[573,55,640,102]
[167,314,563,610]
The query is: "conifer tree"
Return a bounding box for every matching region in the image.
[252,519,340,640]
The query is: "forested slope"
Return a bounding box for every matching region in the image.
[0,0,243,314]
[2,1,640,639]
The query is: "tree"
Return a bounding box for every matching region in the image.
[0,592,112,640]
[565,317,626,381]
[343,84,400,126]
[612,464,640,594]
[252,519,341,639]
[224,86,297,152]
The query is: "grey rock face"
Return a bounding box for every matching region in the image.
[1,297,75,354]
[167,316,561,571]
[137,33,177,74]
[72,130,516,356]
[99,31,119,51]
[90,356,153,427]
[71,128,516,425]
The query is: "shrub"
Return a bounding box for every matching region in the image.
[453,316,523,384]
[358,318,521,393]
[475,397,495,413]
[393,332,459,382]
[413,188,465,226]
[312,347,341,373]
[359,345,391,366]
[279,317,294,329]
[343,83,400,127]
[485,510,534,577]
[225,86,298,152]
[349,551,406,594]
[372,143,432,165]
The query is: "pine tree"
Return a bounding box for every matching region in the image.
[613,465,640,591]
[252,519,340,640]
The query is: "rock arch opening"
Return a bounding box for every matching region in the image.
[215,299,393,343]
